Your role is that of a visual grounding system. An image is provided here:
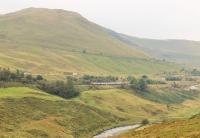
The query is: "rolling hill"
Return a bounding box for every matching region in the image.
[1,85,200,138]
[108,31,200,67]
[0,8,179,78]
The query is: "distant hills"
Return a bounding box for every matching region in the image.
[0,8,183,77]
[109,31,200,66]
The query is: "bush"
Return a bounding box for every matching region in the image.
[81,75,118,84]
[137,79,147,91]
[36,75,43,81]
[37,79,80,99]
[130,77,148,91]
[141,119,149,125]
[191,69,200,76]
[165,75,182,81]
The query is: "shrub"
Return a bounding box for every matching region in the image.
[191,69,200,76]
[37,79,80,99]
[137,79,147,91]
[81,75,118,84]
[130,77,147,91]
[165,75,182,81]
[141,119,149,125]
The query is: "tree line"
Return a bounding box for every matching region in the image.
[0,68,79,99]
[80,75,119,84]
[128,75,165,91]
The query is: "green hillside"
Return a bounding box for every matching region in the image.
[1,86,200,138]
[0,8,179,77]
[108,30,200,67]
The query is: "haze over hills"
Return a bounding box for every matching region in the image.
[0,8,179,77]
[109,31,200,67]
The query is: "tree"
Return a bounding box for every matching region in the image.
[26,75,33,83]
[137,78,147,91]
[36,75,43,81]
[64,79,79,98]
[130,77,137,84]
[142,75,148,79]
[130,77,138,89]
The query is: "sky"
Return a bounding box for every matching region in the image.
[1,0,200,40]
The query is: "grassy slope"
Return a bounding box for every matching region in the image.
[0,87,123,138]
[113,115,200,138]
[78,89,168,122]
[0,8,180,77]
[109,31,200,66]
[0,87,168,138]
[1,86,200,137]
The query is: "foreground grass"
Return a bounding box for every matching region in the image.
[0,87,124,138]
[113,115,200,138]
[1,86,200,138]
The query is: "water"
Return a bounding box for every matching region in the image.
[93,124,141,138]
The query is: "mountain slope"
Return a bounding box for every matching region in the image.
[0,8,146,57]
[108,31,200,67]
[0,8,179,77]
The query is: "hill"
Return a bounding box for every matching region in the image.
[0,8,179,77]
[108,30,200,67]
[1,86,200,138]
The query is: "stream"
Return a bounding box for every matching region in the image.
[93,124,141,138]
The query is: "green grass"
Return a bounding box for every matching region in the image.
[0,87,124,138]
[1,86,200,137]
[0,87,63,101]
[77,89,168,121]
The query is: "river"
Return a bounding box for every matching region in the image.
[93,124,141,138]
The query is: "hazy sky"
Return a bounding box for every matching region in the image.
[1,0,200,40]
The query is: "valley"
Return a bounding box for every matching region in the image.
[0,7,200,138]
[0,71,200,138]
